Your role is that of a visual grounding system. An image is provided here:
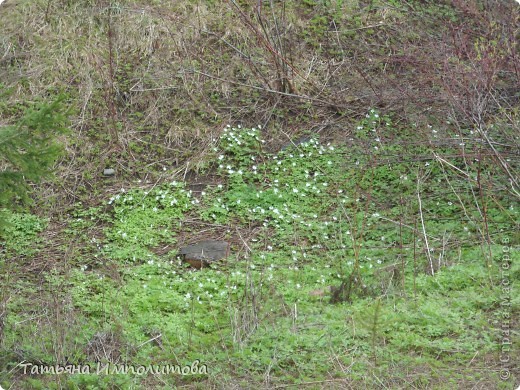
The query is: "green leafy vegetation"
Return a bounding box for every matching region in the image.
[0,211,48,257]
[2,122,517,388]
[103,182,193,261]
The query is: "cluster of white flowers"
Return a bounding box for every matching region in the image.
[221,125,263,147]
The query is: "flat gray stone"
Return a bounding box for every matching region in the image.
[179,240,229,268]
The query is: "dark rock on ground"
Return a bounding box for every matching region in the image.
[178,240,230,269]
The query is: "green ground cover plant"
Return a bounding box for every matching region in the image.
[2,120,517,388]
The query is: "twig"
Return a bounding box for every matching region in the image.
[186,69,357,109]
[137,333,162,348]
[417,171,434,275]
[275,379,347,389]
[337,23,386,33]
[477,127,519,194]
